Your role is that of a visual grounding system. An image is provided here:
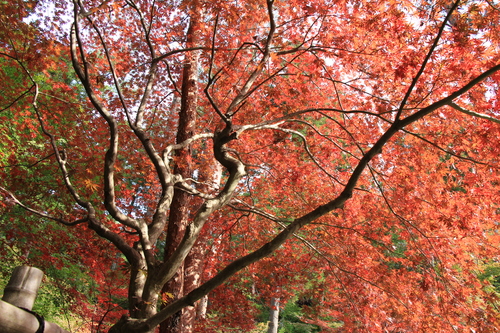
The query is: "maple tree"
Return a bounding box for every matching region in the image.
[2,0,500,332]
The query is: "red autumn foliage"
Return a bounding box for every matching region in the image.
[2,0,500,332]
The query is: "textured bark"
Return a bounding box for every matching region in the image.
[160,65,196,333]
[180,242,204,332]
[182,160,223,331]
[160,3,201,332]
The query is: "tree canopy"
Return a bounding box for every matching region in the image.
[2,0,500,332]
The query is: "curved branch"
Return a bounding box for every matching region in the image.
[270,122,345,185]
[2,18,142,270]
[162,133,214,162]
[401,63,500,127]
[0,85,34,113]
[85,13,131,118]
[229,199,289,223]
[153,47,207,64]
[23,60,91,213]
[71,6,140,231]
[226,0,276,115]
[87,217,143,267]
[0,186,88,226]
[154,125,247,288]
[403,128,498,168]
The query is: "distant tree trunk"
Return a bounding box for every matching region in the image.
[196,295,208,319]
[268,297,280,333]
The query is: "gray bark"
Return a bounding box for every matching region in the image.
[267,297,280,333]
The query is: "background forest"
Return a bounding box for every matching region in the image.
[2,0,500,332]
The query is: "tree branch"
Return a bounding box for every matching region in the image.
[71,3,140,230]
[226,0,276,115]
[395,0,462,121]
[448,101,500,124]
[0,186,88,226]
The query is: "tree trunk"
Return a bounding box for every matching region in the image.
[181,152,223,331]
[196,295,208,319]
[268,297,280,333]
[160,3,201,332]
[180,241,204,332]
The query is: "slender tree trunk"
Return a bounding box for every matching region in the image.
[268,297,280,333]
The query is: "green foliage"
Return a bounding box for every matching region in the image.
[478,263,500,292]
[279,322,319,333]
[277,299,320,333]
[0,247,75,327]
[31,276,76,327]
